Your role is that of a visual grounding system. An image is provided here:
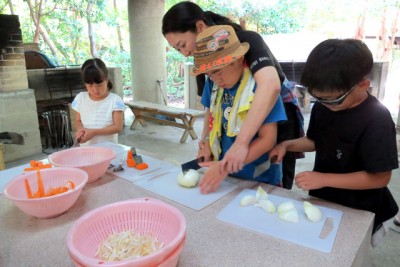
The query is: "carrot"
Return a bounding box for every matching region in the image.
[36,170,44,197]
[24,179,33,199]
[135,163,148,170]
[127,158,136,167]
[66,181,75,190]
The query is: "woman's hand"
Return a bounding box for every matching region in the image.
[199,161,228,194]
[219,141,248,174]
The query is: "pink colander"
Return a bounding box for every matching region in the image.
[4,167,88,219]
[48,146,116,183]
[67,198,186,267]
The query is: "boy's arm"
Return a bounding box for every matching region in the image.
[296,170,391,191]
[197,109,212,161]
[269,136,315,163]
[221,67,281,172]
[281,136,315,152]
[244,122,277,164]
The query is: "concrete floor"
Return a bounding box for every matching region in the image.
[5,108,400,266]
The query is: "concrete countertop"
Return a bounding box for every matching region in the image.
[0,160,374,267]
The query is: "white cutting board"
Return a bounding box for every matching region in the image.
[90,142,165,182]
[134,167,238,211]
[217,188,343,253]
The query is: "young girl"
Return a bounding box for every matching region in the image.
[71,58,126,146]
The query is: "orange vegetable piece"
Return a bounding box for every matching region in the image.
[24,179,33,199]
[127,150,133,159]
[127,158,136,167]
[135,163,148,170]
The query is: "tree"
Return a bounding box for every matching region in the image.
[25,0,61,65]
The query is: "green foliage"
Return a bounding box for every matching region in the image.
[166,46,192,99]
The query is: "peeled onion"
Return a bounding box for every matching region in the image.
[303,201,322,222]
[240,195,257,206]
[255,186,268,201]
[277,201,295,214]
[278,208,299,223]
[177,169,201,187]
[257,199,276,213]
[277,201,299,223]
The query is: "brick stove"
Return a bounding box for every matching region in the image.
[0,14,42,163]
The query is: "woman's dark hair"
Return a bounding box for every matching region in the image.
[162,1,242,35]
[300,39,373,94]
[81,58,113,90]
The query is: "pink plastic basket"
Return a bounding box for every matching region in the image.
[4,167,88,219]
[158,236,186,267]
[67,198,186,267]
[48,147,116,183]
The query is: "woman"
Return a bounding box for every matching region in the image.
[162,1,303,189]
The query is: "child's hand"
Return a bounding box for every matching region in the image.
[197,140,212,162]
[75,130,85,140]
[268,144,287,163]
[219,141,248,174]
[78,129,95,143]
[199,161,228,194]
[295,171,324,190]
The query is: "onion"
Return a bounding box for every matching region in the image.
[303,201,323,222]
[278,208,299,223]
[278,201,299,223]
[240,195,257,206]
[257,199,276,213]
[255,186,268,201]
[177,169,201,187]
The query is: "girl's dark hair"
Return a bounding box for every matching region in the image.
[300,39,373,94]
[162,1,242,35]
[81,58,113,90]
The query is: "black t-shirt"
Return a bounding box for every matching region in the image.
[195,29,285,96]
[307,94,399,232]
[236,30,285,83]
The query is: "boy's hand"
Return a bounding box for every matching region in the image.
[269,144,287,163]
[219,141,248,174]
[199,161,228,194]
[295,171,324,190]
[197,140,212,162]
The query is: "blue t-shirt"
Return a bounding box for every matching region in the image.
[201,77,287,185]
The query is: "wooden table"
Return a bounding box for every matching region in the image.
[125,101,205,143]
[0,151,374,267]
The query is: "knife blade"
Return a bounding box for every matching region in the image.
[181,156,204,173]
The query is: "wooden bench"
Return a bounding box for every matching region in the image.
[125,101,205,143]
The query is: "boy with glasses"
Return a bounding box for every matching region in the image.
[270,39,398,246]
[192,25,287,194]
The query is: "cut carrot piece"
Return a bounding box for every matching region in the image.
[24,179,33,199]
[136,163,148,170]
[127,158,136,167]
[66,181,75,190]
[37,170,44,197]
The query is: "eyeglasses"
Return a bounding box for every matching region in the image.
[310,84,357,105]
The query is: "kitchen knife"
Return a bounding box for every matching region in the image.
[181,156,204,173]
